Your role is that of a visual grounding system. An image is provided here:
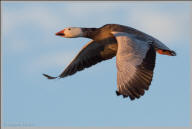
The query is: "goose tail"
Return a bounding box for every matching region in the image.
[156,49,176,56]
[170,50,176,56]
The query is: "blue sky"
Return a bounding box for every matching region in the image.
[2,1,191,127]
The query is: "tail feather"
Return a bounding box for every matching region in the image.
[157,49,176,56]
[170,50,176,56]
[43,74,58,79]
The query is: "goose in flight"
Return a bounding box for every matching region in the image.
[43,24,176,100]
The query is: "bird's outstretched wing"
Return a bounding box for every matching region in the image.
[111,32,156,100]
[43,40,117,79]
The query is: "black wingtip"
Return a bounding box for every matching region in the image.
[43,74,57,79]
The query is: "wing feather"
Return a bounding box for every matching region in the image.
[43,40,117,79]
[112,32,156,100]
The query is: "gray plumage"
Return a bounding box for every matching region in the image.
[112,32,156,100]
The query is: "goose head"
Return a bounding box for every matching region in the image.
[56,27,83,38]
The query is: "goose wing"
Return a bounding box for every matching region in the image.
[43,40,117,79]
[111,32,156,100]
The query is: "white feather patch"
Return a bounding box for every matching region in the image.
[111,31,150,86]
[64,27,83,38]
